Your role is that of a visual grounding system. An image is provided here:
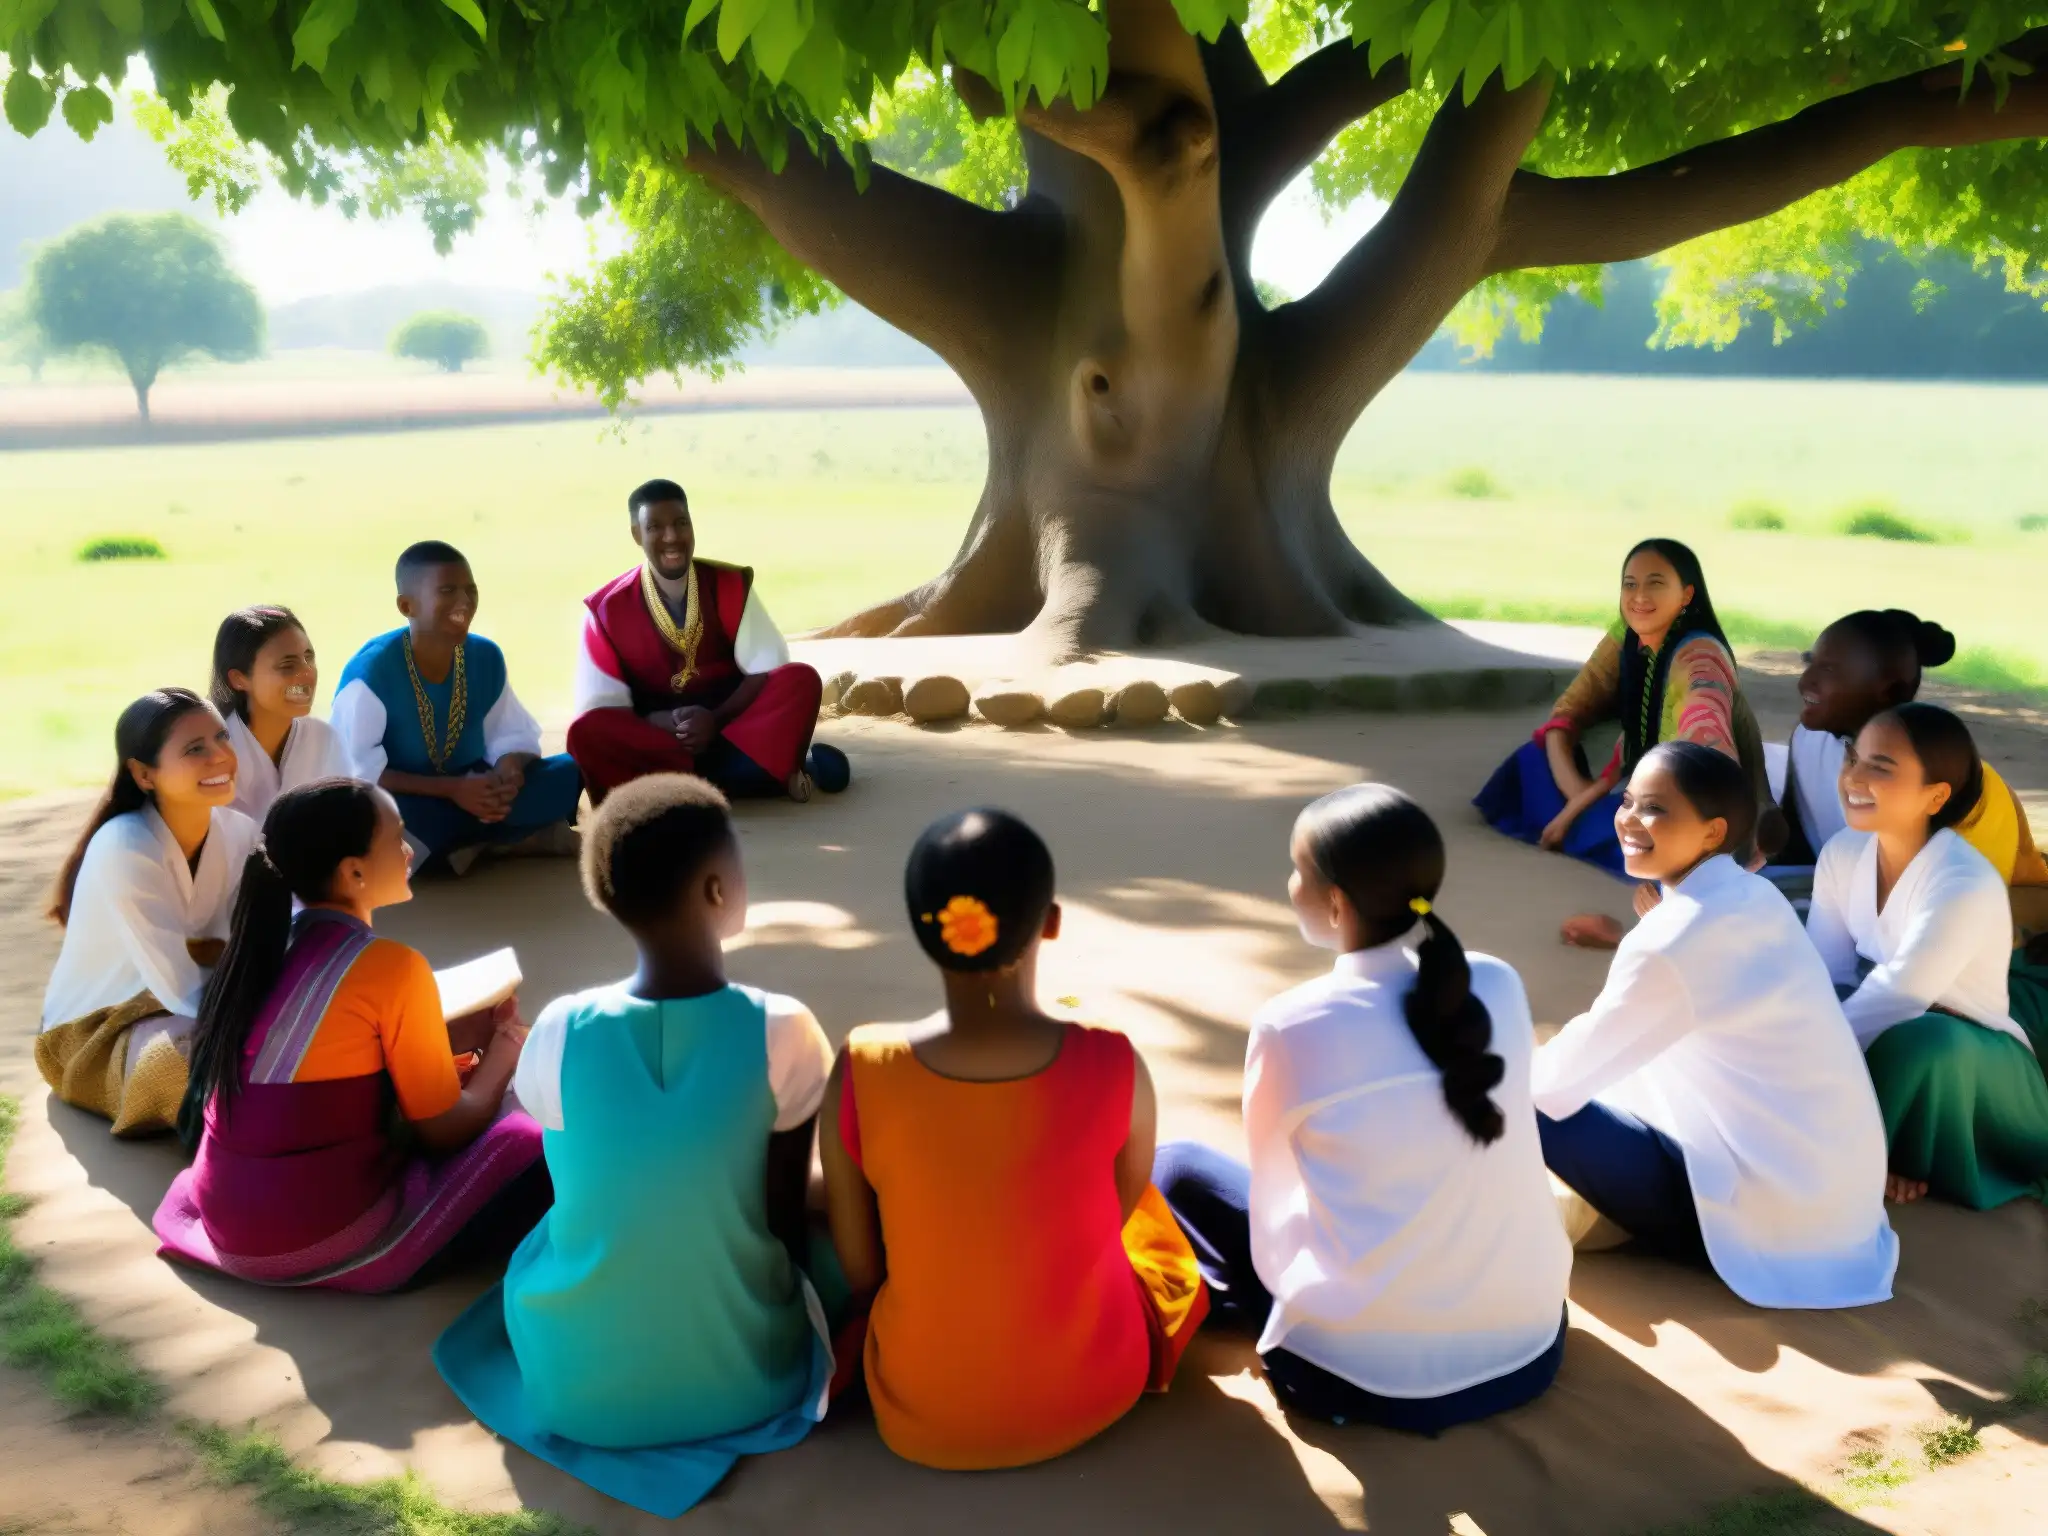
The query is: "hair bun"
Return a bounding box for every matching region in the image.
[1914,619,1956,669]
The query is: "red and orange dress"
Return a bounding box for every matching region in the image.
[837,1022,1207,1470]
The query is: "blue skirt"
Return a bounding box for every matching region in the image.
[1474,739,1627,876]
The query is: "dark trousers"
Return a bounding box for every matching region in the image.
[1537,1102,1710,1268]
[1152,1141,1567,1434]
[393,753,583,859]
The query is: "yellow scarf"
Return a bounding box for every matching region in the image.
[1957,763,2048,887]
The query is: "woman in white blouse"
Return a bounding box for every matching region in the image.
[1808,702,2048,1210]
[210,605,352,822]
[1534,741,1896,1310]
[1154,784,1571,1433]
[38,688,258,1135]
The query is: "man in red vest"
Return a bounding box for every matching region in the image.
[566,479,849,803]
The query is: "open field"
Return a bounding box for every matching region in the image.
[3,370,2045,794]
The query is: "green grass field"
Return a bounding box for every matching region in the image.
[3,370,2044,796]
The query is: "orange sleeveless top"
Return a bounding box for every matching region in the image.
[841,1023,1205,1470]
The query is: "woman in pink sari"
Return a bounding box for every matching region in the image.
[154,778,546,1292]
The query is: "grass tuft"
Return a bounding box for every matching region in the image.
[1917,1414,1982,1467]
[75,534,167,563]
[0,1096,161,1416]
[188,1423,595,1536]
[1832,1448,1914,1510]
[1729,501,1789,532]
[1446,466,1508,499]
[1837,505,1942,544]
[2018,512,2048,532]
[2008,1355,2048,1410]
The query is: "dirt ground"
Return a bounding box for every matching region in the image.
[3,669,2046,1535]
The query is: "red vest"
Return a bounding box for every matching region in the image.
[585,561,756,712]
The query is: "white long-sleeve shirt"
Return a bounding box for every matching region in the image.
[1764,725,1848,854]
[224,712,354,823]
[1807,827,2026,1052]
[1244,943,1572,1397]
[328,672,542,783]
[41,805,259,1026]
[1533,855,1897,1310]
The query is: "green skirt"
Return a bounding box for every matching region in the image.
[1864,956,2048,1209]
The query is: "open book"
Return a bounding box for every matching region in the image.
[433,948,522,1021]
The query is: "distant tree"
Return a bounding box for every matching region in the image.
[26,213,262,422]
[0,287,47,381]
[391,310,491,373]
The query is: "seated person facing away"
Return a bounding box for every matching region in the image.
[432,775,836,1520]
[1475,538,1768,895]
[567,478,848,805]
[1534,743,1897,1309]
[819,809,1206,1470]
[154,779,546,1293]
[1807,703,2048,1210]
[210,604,351,823]
[39,689,257,1137]
[1155,785,1570,1434]
[1772,610,2047,928]
[332,541,582,875]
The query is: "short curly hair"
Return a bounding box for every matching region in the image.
[580,773,735,926]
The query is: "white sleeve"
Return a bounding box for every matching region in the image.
[482,680,544,762]
[1804,836,1863,987]
[87,832,208,1018]
[305,717,357,784]
[1839,867,2008,1047]
[573,612,634,714]
[329,678,390,783]
[733,590,791,675]
[1764,741,1789,804]
[513,996,573,1133]
[763,992,832,1131]
[1531,946,1695,1121]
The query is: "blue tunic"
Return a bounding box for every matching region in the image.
[336,628,509,778]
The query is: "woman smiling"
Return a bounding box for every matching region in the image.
[1806,703,2048,1208]
[210,606,353,823]
[37,689,259,1135]
[1532,742,1896,1308]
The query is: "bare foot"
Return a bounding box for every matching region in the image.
[1561,913,1626,949]
[1885,1173,1929,1204]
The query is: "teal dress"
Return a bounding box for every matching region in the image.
[434,984,830,1515]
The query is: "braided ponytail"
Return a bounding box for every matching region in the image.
[1298,785,1506,1145]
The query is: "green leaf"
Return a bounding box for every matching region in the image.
[995,7,1035,98]
[60,83,114,139]
[1504,2,1527,85]
[1463,7,1505,103]
[748,0,808,83]
[438,0,487,41]
[683,0,720,38]
[4,68,54,135]
[97,0,145,33]
[1410,0,1450,68]
[185,0,226,43]
[290,0,355,70]
[716,0,772,64]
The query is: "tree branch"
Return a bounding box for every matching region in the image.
[1219,37,1408,270]
[683,133,1054,399]
[1274,75,1552,448]
[1493,30,2048,271]
[1199,23,1269,118]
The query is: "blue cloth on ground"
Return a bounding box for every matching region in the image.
[1473,739,1627,876]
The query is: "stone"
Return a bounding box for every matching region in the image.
[1168,679,1222,726]
[975,688,1045,728]
[841,676,904,717]
[1214,677,1254,719]
[820,668,858,712]
[903,675,971,724]
[1046,687,1107,729]
[1110,680,1170,727]
[1252,678,1322,715]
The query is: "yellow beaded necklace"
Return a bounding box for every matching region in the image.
[403,634,467,772]
[639,562,704,692]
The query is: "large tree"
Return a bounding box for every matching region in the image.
[6,2,2047,648]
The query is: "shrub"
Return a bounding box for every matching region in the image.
[1446,466,1506,499]
[2010,1354,2048,1409]
[1917,1415,1981,1467]
[2019,512,2048,532]
[1838,505,1940,543]
[391,310,490,373]
[76,535,165,562]
[1729,501,1788,532]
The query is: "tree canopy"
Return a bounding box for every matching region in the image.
[392,308,491,371]
[25,211,264,419]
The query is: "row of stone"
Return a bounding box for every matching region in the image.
[819,665,1567,729]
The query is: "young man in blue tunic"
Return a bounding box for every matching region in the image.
[332,542,582,874]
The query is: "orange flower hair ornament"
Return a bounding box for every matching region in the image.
[925,895,1000,958]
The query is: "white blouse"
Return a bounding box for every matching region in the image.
[1764,725,1848,855]
[1244,943,1571,1398]
[1808,828,2026,1052]
[516,983,831,1134]
[225,712,354,823]
[41,805,259,1027]
[1533,855,1896,1310]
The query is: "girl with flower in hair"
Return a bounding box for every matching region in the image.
[818,807,1207,1470]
